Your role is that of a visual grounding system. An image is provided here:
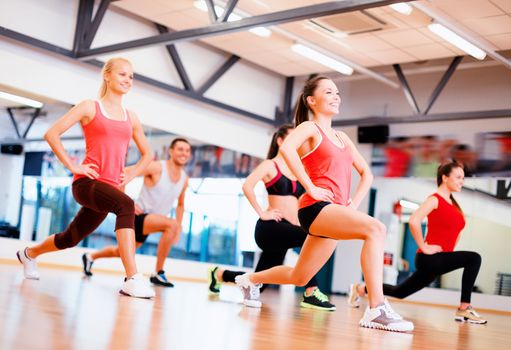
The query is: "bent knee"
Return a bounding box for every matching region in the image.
[116,195,135,216]
[366,220,386,240]
[162,220,179,234]
[469,251,482,264]
[54,233,80,249]
[291,273,312,287]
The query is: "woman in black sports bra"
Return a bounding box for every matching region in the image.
[207,124,335,311]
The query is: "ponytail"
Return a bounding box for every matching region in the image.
[294,93,309,127]
[266,124,294,159]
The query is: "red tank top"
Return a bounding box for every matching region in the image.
[420,193,465,253]
[74,101,132,187]
[299,123,353,209]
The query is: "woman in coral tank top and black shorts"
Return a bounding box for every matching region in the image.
[234,76,414,332]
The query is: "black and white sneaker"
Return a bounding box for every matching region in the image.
[82,253,94,276]
[150,270,174,287]
[208,266,222,295]
[300,288,336,311]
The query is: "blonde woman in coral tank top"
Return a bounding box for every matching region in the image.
[16,58,155,299]
[235,76,414,332]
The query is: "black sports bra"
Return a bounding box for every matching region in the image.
[265,161,305,198]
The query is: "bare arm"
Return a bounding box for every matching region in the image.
[242,160,282,221]
[409,196,442,254]
[340,131,373,209]
[120,111,153,186]
[44,100,99,178]
[280,122,335,202]
[175,176,188,234]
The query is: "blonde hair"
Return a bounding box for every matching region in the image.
[98,57,132,98]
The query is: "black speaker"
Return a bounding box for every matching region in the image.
[1,143,23,155]
[357,125,389,144]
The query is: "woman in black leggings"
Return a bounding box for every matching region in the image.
[349,162,486,324]
[207,124,335,311]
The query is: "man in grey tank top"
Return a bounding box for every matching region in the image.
[82,138,191,287]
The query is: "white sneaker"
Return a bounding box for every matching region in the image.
[348,283,361,308]
[120,273,155,299]
[234,273,262,308]
[359,302,414,332]
[384,298,403,320]
[16,247,40,280]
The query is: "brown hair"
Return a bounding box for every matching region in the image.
[98,57,132,98]
[437,161,464,213]
[294,75,330,127]
[266,124,294,159]
[170,138,190,149]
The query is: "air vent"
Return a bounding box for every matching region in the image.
[310,10,393,35]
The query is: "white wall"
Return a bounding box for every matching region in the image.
[336,64,511,118]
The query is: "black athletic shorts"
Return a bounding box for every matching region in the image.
[134,213,149,243]
[298,201,331,235]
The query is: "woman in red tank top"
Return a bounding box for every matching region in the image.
[350,162,486,324]
[235,76,413,332]
[16,58,155,299]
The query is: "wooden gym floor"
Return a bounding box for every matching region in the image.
[0,262,509,350]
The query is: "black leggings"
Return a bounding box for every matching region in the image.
[54,178,135,249]
[222,219,318,292]
[383,251,482,303]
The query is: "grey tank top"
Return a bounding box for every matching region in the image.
[136,161,187,216]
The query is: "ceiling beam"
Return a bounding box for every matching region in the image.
[219,0,239,23]
[205,0,218,23]
[0,26,74,57]
[155,24,194,91]
[196,55,240,95]
[83,0,112,49]
[72,0,93,54]
[423,56,463,115]
[393,64,420,115]
[76,0,413,60]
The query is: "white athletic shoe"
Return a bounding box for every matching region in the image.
[234,273,262,308]
[16,247,40,280]
[120,273,155,299]
[348,283,361,308]
[359,301,414,332]
[384,298,403,320]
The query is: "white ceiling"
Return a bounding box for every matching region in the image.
[111,0,511,77]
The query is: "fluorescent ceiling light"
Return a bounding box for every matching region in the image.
[0,91,43,108]
[399,199,419,210]
[193,0,271,38]
[249,27,272,38]
[428,23,486,60]
[291,44,354,75]
[389,3,413,15]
